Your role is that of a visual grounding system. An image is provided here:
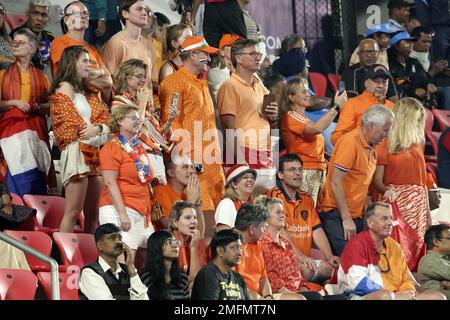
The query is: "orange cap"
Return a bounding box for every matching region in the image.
[181,36,219,54]
[219,34,242,49]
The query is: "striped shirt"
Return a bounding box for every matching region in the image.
[139,270,190,300]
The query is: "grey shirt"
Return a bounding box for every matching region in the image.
[417,250,450,299]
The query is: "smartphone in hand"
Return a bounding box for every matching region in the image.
[172,92,180,113]
[261,93,276,116]
[338,80,346,94]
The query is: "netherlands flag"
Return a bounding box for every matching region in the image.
[0,107,51,196]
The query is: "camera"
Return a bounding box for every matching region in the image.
[194,164,203,174]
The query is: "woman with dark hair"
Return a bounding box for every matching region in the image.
[50,1,112,101]
[49,45,110,233]
[0,3,13,67]
[139,230,190,300]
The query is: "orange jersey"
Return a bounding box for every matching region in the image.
[234,241,267,293]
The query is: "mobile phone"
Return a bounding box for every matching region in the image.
[261,94,276,116]
[338,80,346,94]
[171,92,180,112]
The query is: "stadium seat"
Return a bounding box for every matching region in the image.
[10,193,23,205]
[308,72,328,97]
[4,13,27,30]
[425,109,441,157]
[22,194,84,234]
[37,271,79,300]
[3,230,53,272]
[327,74,342,92]
[432,109,450,132]
[0,269,37,300]
[52,232,97,268]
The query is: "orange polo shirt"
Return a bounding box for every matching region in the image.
[217,73,271,151]
[50,34,104,78]
[152,183,186,218]
[318,127,377,219]
[375,140,427,186]
[159,67,226,211]
[266,182,321,256]
[234,241,268,293]
[99,140,152,217]
[281,110,326,170]
[331,91,394,145]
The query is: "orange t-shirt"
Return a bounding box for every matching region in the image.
[50,34,104,77]
[217,73,271,151]
[376,140,427,186]
[159,67,225,210]
[173,230,208,274]
[266,185,321,257]
[152,183,186,218]
[99,140,152,217]
[318,127,377,219]
[234,241,267,293]
[281,110,326,170]
[331,91,394,145]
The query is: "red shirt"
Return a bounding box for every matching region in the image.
[261,231,304,293]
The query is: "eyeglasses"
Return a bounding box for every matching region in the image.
[30,10,50,19]
[131,74,146,80]
[378,253,391,273]
[238,51,263,58]
[359,50,379,55]
[11,40,32,47]
[66,11,90,18]
[164,238,179,247]
[227,244,243,253]
[124,115,142,122]
[284,167,303,174]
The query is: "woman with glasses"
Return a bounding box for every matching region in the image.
[169,200,207,285]
[98,104,155,268]
[0,3,13,68]
[112,59,177,183]
[49,45,109,234]
[139,230,190,300]
[278,77,347,204]
[215,163,256,232]
[0,28,56,197]
[50,1,112,102]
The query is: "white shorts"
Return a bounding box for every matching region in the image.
[99,205,154,250]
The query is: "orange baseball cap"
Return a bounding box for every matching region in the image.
[219,34,242,49]
[181,36,219,54]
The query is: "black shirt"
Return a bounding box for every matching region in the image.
[191,262,249,300]
[342,63,398,99]
[139,269,190,300]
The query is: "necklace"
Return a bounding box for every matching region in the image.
[117,133,153,184]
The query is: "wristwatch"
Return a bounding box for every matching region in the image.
[331,104,341,113]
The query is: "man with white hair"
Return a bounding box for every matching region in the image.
[318,105,395,256]
[10,0,54,72]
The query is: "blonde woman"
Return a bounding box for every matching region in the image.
[373,97,430,238]
[278,77,347,203]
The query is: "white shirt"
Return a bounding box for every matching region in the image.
[207,66,230,102]
[73,93,92,124]
[410,50,431,71]
[79,256,149,300]
[214,198,238,228]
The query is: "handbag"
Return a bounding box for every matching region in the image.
[388,201,426,272]
[428,189,441,211]
[0,200,36,231]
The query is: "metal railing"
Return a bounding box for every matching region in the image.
[0,232,60,300]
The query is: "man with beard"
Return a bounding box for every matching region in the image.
[318,105,395,256]
[332,64,395,145]
[11,0,54,72]
[338,202,446,300]
[78,223,149,300]
[191,229,249,300]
